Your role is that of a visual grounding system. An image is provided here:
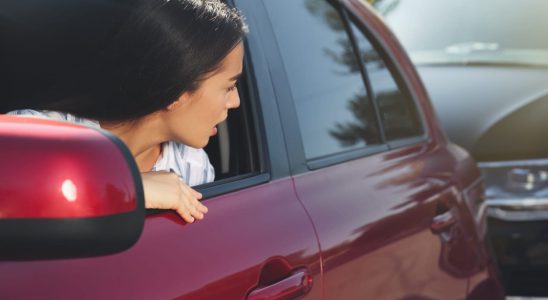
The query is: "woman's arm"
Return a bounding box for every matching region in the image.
[141,171,208,223]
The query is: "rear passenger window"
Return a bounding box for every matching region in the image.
[264,1,381,160]
[348,22,424,141]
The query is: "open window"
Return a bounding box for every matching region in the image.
[203,58,263,183]
[199,0,264,185]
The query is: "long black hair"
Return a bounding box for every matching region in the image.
[1,0,247,122]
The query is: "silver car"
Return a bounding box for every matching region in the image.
[375,0,548,296]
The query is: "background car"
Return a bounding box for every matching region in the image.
[0,0,504,299]
[373,0,548,296]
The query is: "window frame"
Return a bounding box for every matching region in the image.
[197,45,271,199]
[236,0,430,175]
[146,44,271,217]
[343,5,430,150]
[146,0,294,215]
[261,0,391,171]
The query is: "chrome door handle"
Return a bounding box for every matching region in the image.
[247,269,313,300]
[430,209,457,234]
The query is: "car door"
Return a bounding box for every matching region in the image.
[0,2,322,298]
[260,0,481,298]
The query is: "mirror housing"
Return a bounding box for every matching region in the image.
[0,115,145,260]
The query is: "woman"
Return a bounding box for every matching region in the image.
[8,0,248,223]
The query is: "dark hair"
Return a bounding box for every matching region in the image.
[5,0,247,122]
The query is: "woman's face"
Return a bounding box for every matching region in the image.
[165,43,244,148]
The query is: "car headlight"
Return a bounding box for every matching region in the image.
[479,159,548,221]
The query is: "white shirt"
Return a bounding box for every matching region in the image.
[7,109,215,186]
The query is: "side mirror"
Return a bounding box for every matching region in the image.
[0,115,145,260]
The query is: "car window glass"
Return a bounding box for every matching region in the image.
[263,0,381,159]
[349,22,424,141]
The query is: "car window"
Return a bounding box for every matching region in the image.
[203,66,261,182]
[348,21,424,141]
[263,0,381,160]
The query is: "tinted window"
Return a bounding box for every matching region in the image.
[264,0,380,159]
[349,22,423,141]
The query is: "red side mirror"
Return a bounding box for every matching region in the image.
[0,115,144,260]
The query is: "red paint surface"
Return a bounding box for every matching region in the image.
[0,116,137,218]
[294,144,466,299]
[0,178,322,299]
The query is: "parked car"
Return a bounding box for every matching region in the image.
[0,0,505,299]
[374,0,548,296]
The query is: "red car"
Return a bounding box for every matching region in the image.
[0,0,504,299]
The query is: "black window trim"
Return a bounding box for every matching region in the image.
[248,0,427,173]
[252,0,310,175]
[342,3,430,150]
[339,5,387,145]
[147,57,271,213]
[239,40,270,177]
[307,144,389,170]
[236,0,301,179]
[303,0,389,170]
[146,172,271,216]
[259,0,392,171]
[146,2,280,215]
[193,37,273,199]
[198,172,271,198]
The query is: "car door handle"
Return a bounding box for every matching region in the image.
[247,270,313,300]
[430,209,457,234]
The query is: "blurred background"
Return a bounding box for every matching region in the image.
[369,0,548,297]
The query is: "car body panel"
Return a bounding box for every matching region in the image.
[294,143,468,299]
[0,178,322,299]
[282,0,501,298]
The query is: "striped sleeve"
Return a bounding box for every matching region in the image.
[6,109,100,128]
[7,109,52,118]
[180,145,215,186]
[152,142,215,187]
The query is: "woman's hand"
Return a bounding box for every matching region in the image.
[141,171,208,223]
